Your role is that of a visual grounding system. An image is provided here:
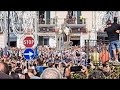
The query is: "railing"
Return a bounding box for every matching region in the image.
[85,39,109,66]
[39,18,56,24]
[64,17,76,24]
[39,17,86,25]
[38,27,56,33]
[64,17,86,24]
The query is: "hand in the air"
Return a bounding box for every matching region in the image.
[116,30,120,33]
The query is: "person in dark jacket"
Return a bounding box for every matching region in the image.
[104,17,120,63]
[0,72,13,79]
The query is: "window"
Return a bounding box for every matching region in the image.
[77,11,81,24]
[38,36,43,45]
[39,11,45,24]
[67,11,76,24]
[46,11,50,24]
[39,11,45,18]
[39,11,50,24]
[68,11,73,18]
[44,38,49,45]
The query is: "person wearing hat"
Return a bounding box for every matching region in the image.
[104,17,120,63]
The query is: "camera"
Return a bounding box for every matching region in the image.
[70,66,82,72]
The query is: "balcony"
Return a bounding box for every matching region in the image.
[64,16,76,24]
[38,27,56,33]
[39,18,56,25]
[70,27,87,33]
[64,15,86,25]
[39,18,56,33]
[63,15,86,33]
[38,16,87,33]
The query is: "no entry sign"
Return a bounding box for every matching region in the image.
[23,36,34,47]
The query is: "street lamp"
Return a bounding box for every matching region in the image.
[7,11,10,47]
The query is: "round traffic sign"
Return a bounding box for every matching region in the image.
[23,48,35,60]
[23,36,34,47]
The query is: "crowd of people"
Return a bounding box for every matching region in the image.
[0,44,120,79]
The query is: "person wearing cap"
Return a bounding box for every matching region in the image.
[104,17,120,63]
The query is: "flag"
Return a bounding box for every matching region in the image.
[35,46,39,58]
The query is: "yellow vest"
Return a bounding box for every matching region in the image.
[91,52,99,64]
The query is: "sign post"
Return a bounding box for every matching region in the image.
[23,48,35,60]
[23,36,34,47]
[23,36,35,61]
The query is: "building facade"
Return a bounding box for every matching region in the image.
[1,11,118,48]
[38,11,87,48]
[0,11,91,48]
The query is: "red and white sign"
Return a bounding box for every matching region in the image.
[23,36,34,47]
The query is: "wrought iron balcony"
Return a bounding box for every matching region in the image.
[64,17,86,24]
[38,27,55,33]
[39,18,56,25]
[39,18,57,33]
[64,17,76,24]
[63,16,86,33]
[70,27,87,33]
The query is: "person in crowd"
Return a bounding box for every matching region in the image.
[102,61,111,77]
[91,47,100,65]
[0,71,13,79]
[15,67,25,79]
[88,70,106,79]
[64,64,71,79]
[25,73,30,79]
[0,62,13,79]
[28,69,40,79]
[0,62,10,75]
[0,48,3,58]
[99,45,110,64]
[11,71,19,79]
[40,68,62,79]
[0,44,120,79]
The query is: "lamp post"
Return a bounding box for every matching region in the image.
[7,11,10,47]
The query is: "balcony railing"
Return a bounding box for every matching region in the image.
[70,27,87,33]
[38,27,56,33]
[39,17,86,25]
[64,17,76,24]
[64,17,86,24]
[38,17,86,33]
[39,18,56,24]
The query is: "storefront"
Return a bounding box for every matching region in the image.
[38,33,56,47]
[10,33,17,47]
[70,36,80,46]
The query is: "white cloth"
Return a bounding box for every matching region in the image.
[23,68,28,74]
